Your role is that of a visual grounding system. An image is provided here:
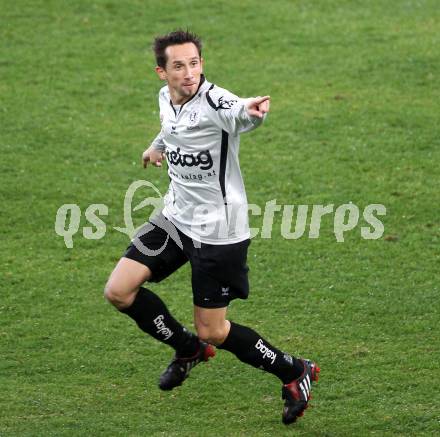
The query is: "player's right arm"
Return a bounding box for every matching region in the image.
[143,87,170,169]
[142,130,166,168]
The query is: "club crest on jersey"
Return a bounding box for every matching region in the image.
[166,147,213,170]
[189,110,198,125]
[187,110,201,130]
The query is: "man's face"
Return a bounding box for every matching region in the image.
[155,42,203,105]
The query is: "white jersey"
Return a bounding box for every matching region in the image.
[151,75,264,244]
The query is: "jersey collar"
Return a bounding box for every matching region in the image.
[169,75,211,115]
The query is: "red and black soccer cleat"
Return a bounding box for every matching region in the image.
[159,341,216,391]
[281,359,320,424]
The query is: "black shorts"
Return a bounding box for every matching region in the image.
[123,214,250,308]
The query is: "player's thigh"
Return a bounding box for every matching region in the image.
[193,305,230,345]
[125,214,188,283]
[104,257,152,303]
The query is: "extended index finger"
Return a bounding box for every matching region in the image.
[260,99,270,113]
[255,95,270,105]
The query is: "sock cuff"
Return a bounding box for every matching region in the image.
[119,287,151,316]
[217,321,243,352]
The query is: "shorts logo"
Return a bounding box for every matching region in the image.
[255,339,277,364]
[221,286,230,296]
[153,315,173,340]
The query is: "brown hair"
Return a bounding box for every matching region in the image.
[153,29,202,69]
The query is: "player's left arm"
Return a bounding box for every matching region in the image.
[206,87,270,135]
[244,96,270,119]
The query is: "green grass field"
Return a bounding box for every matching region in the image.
[1,0,439,435]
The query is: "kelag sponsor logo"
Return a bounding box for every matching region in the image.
[166,147,213,170]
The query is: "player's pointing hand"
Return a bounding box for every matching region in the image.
[245,95,270,119]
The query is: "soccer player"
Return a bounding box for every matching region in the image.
[104,30,319,424]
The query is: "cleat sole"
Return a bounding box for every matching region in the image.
[312,364,320,382]
[204,344,216,360]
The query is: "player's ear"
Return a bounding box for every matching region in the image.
[155,66,167,81]
[200,57,204,73]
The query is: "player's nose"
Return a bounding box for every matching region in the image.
[183,66,193,79]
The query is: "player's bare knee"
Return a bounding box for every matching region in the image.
[103,281,133,309]
[196,325,228,346]
[103,281,119,304]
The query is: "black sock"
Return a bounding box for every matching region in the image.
[120,287,199,356]
[218,322,304,384]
